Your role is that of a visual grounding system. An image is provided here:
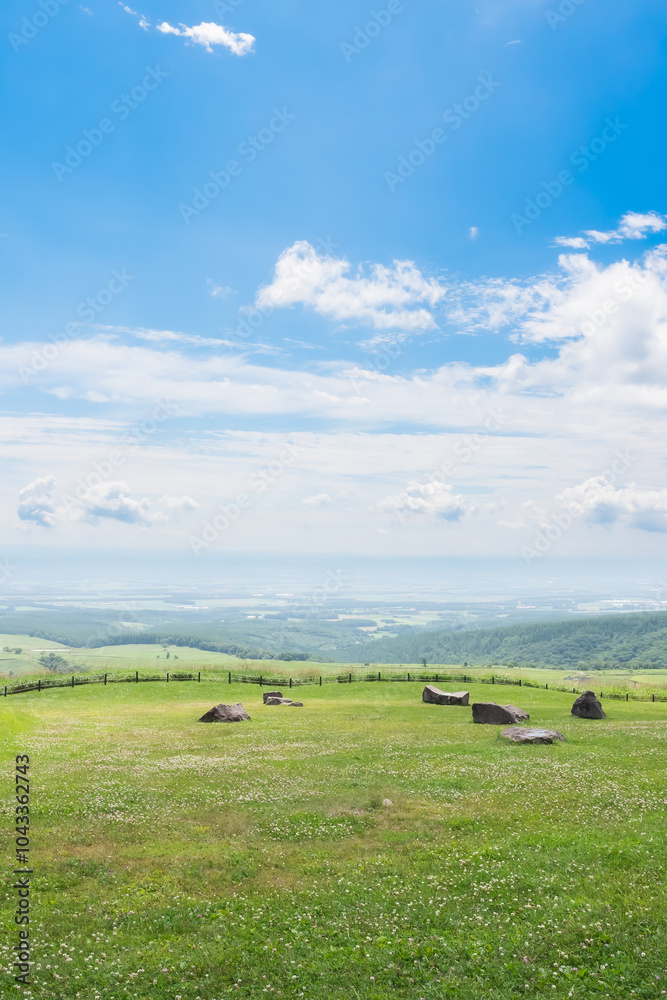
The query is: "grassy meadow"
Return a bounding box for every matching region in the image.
[1,677,666,999]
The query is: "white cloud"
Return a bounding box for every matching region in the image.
[255,241,445,332]
[553,236,589,249]
[207,279,234,299]
[157,21,255,55]
[557,478,667,532]
[95,325,243,348]
[118,3,149,29]
[554,211,667,250]
[469,226,479,240]
[378,481,470,521]
[17,477,57,527]
[302,493,333,506]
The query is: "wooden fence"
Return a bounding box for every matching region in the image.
[1,669,664,703]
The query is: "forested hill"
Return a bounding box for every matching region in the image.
[334,612,667,669]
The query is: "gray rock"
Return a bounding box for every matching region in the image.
[503,704,530,722]
[501,727,565,744]
[422,684,470,706]
[472,702,528,725]
[571,690,606,719]
[263,690,283,704]
[265,696,294,705]
[198,702,250,723]
[288,701,304,707]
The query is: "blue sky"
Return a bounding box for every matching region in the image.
[3,0,667,565]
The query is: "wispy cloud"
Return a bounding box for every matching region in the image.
[555,210,667,249]
[156,21,255,55]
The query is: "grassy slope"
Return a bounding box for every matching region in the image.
[336,611,667,668]
[1,682,666,999]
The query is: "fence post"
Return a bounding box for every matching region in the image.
[72,675,75,688]
[136,671,139,684]
[378,671,380,682]
[407,672,410,682]
[104,673,107,686]
[228,671,231,684]
[319,676,322,686]
[349,673,351,684]
[436,673,438,682]
[626,692,628,701]
[519,679,521,687]
[38,679,41,692]
[166,673,169,683]
[492,676,494,685]
[198,672,201,683]
[4,686,6,697]
[653,694,655,702]
[260,676,262,687]
[546,683,548,690]
[290,677,292,689]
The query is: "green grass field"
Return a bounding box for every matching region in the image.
[1,679,666,999]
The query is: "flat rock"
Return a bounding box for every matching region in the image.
[501,727,565,744]
[422,684,469,706]
[503,703,530,722]
[472,702,529,725]
[265,696,295,705]
[263,690,283,704]
[288,701,304,707]
[571,689,606,719]
[198,702,250,723]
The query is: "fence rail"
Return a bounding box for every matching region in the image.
[1,669,664,703]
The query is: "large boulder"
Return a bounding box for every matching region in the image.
[472,702,529,725]
[571,690,606,719]
[263,690,283,704]
[198,703,250,723]
[422,685,469,706]
[501,727,565,744]
[503,704,530,722]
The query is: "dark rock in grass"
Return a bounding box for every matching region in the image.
[422,684,470,706]
[501,727,565,744]
[198,703,250,723]
[263,690,283,704]
[265,696,295,705]
[472,702,528,725]
[503,704,530,722]
[288,701,304,707]
[571,690,606,719]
